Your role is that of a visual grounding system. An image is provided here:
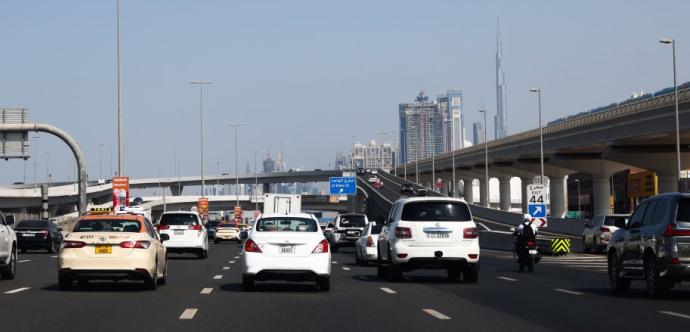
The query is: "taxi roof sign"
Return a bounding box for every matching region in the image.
[89,207,113,215]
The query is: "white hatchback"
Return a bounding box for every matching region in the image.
[158,211,209,259]
[241,213,331,291]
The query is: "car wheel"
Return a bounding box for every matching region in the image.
[1,248,17,280]
[145,265,158,291]
[447,267,461,281]
[593,237,601,254]
[463,267,479,283]
[242,275,254,291]
[57,276,72,290]
[317,276,331,292]
[376,250,387,279]
[158,262,168,285]
[387,252,402,282]
[48,240,55,253]
[644,254,670,296]
[608,252,630,294]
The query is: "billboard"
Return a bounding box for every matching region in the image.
[112,177,130,211]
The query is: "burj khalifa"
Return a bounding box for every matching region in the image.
[494,14,508,139]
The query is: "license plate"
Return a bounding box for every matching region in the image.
[425,232,450,239]
[22,233,35,237]
[280,245,295,254]
[95,245,112,254]
[529,250,538,255]
[174,230,184,235]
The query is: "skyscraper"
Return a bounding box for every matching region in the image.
[473,121,484,145]
[444,90,464,151]
[494,13,508,139]
[399,91,446,164]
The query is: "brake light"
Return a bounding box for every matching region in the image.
[527,240,537,248]
[366,236,375,247]
[468,254,478,259]
[600,227,611,233]
[244,239,262,253]
[312,239,329,253]
[671,257,681,265]
[120,241,151,249]
[665,224,690,237]
[395,227,412,239]
[463,227,479,239]
[63,240,86,249]
[190,224,202,231]
[396,253,408,258]
[158,225,170,230]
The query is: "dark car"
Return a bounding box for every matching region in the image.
[608,193,690,296]
[400,183,415,195]
[15,219,63,253]
[206,220,220,240]
[416,188,429,197]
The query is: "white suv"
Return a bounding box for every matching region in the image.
[0,213,17,280]
[158,211,209,259]
[377,197,479,282]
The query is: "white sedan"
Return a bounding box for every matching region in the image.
[367,176,378,183]
[355,222,383,265]
[241,213,331,291]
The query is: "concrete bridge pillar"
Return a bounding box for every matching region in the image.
[549,176,567,218]
[170,185,184,196]
[520,177,532,214]
[499,176,511,211]
[463,179,475,204]
[479,178,488,207]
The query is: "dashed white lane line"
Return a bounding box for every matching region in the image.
[332,261,338,264]
[554,288,584,295]
[18,260,30,263]
[233,256,240,259]
[200,288,213,295]
[497,276,518,282]
[659,311,690,320]
[213,275,223,280]
[179,308,198,320]
[422,309,451,320]
[229,261,236,264]
[50,255,58,258]
[380,287,397,294]
[342,267,351,271]
[4,287,30,294]
[222,266,230,270]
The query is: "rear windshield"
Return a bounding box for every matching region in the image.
[676,198,690,227]
[401,202,472,221]
[604,216,627,226]
[160,214,199,226]
[16,220,49,229]
[339,215,366,227]
[256,217,318,232]
[74,219,141,233]
[371,223,384,234]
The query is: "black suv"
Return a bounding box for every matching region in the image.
[400,183,415,196]
[608,193,690,295]
[15,219,63,253]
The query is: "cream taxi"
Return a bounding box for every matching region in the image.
[58,209,169,290]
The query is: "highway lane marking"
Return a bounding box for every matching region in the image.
[179,308,198,320]
[233,256,239,259]
[380,287,397,294]
[200,288,213,294]
[50,255,58,258]
[4,287,30,294]
[422,309,451,320]
[213,275,223,280]
[332,261,338,264]
[554,288,584,295]
[342,267,351,271]
[659,311,690,320]
[229,261,236,264]
[222,266,230,270]
[497,276,518,282]
[18,260,30,263]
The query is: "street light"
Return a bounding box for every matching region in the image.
[229,122,245,208]
[660,38,682,190]
[477,108,489,207]
[377,132,389,171]
[31,135,39,193]
[253,146,261,213]
[574,179,581,218]
[350,136,356,171]
[530,88,545,185]
[445,119,456,197]
[190,80,212,197]
[98,144,104,181]
[116,0,124,177]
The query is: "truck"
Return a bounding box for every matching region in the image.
[262,194,301,215]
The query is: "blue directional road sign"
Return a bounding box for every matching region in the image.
[329,177,357,195]
[529,204,547,218]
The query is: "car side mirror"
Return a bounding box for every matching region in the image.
[240,231,248,240]
[5,215,14,225]
[160,233,170,242]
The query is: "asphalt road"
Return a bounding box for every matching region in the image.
[2,239,690,332]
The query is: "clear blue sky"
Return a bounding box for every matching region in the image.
[0,0,688,185]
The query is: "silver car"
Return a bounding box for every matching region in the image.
[582,214,629,253]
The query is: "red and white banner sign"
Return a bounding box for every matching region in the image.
[112,176,130,211]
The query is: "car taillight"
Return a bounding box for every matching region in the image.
[366,236,375,247]
[396,253,408,258]
[190,224,202,231]
[527,240,537,248]
[158,225,170,230]
[665,224,690,237]
[600,227,611,233]
[244,239,262,253]
[312,239,329,253]
[39,230,49,237]
[394,227,412,239]
[463,227,478,239]
[671,257,681,265]
[468,254,478,259]
[120,241,151,249]
[63,240,86,248]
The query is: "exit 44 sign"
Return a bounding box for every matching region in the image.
[527,184,549,227]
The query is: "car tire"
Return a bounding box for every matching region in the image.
[20,248,27,254]
[317,276,331,292]
[387,253,402,282]
[608,252,630,294]
[0,248,17,280]
[57,276,72,290]
[158,262,168,285]
[48,240,56,254]
[355,249,362,266]
[242,275,254,291]
[644,254,670,296]
[376,250,387,279]
[463,267,479,283]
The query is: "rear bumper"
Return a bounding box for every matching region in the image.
[216,233,240,241]
[164,240,205,251]
[665,264,690,281]
[17,238,51,249]
[58,253,155,280]
[244,270,329,282]
[396,257,479,272]
[242,252,331,277]
[59,268,152,281]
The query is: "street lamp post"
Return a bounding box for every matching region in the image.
[254,147,260,213]
[31,135,39,193]
[575,179,581,218]
[116,0,124,177]
[98,144,104,181]
[350,136,356,171]
[530,88,545,185]
[660,38,682,190]
[445,119,456,197]
[190,80,212,197]
[478,108,489,207]
[229,123,245,208]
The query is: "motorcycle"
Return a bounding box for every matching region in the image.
[514,238,539,272]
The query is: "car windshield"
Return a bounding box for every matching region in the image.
[16,220,49,229]
[401,202,472,221]
[340,215,366,227]
[256,217,318,232]
[74,219,141,233]
[676,198,690,228]
[371,223,384,234]
[604,216,627,226]
[160,214,198,226]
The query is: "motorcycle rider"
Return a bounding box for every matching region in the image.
[514,214,538,255]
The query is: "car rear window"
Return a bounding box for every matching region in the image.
[16,220,49,229]
[401,202,472,221]
[160,214,199,226]
[256,217,318,232]
[604,216,627,226]
[74,219,141,233]
[340,215,366,227]
[676,198,690,228]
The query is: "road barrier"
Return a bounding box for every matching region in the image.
[550,238,571,256]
